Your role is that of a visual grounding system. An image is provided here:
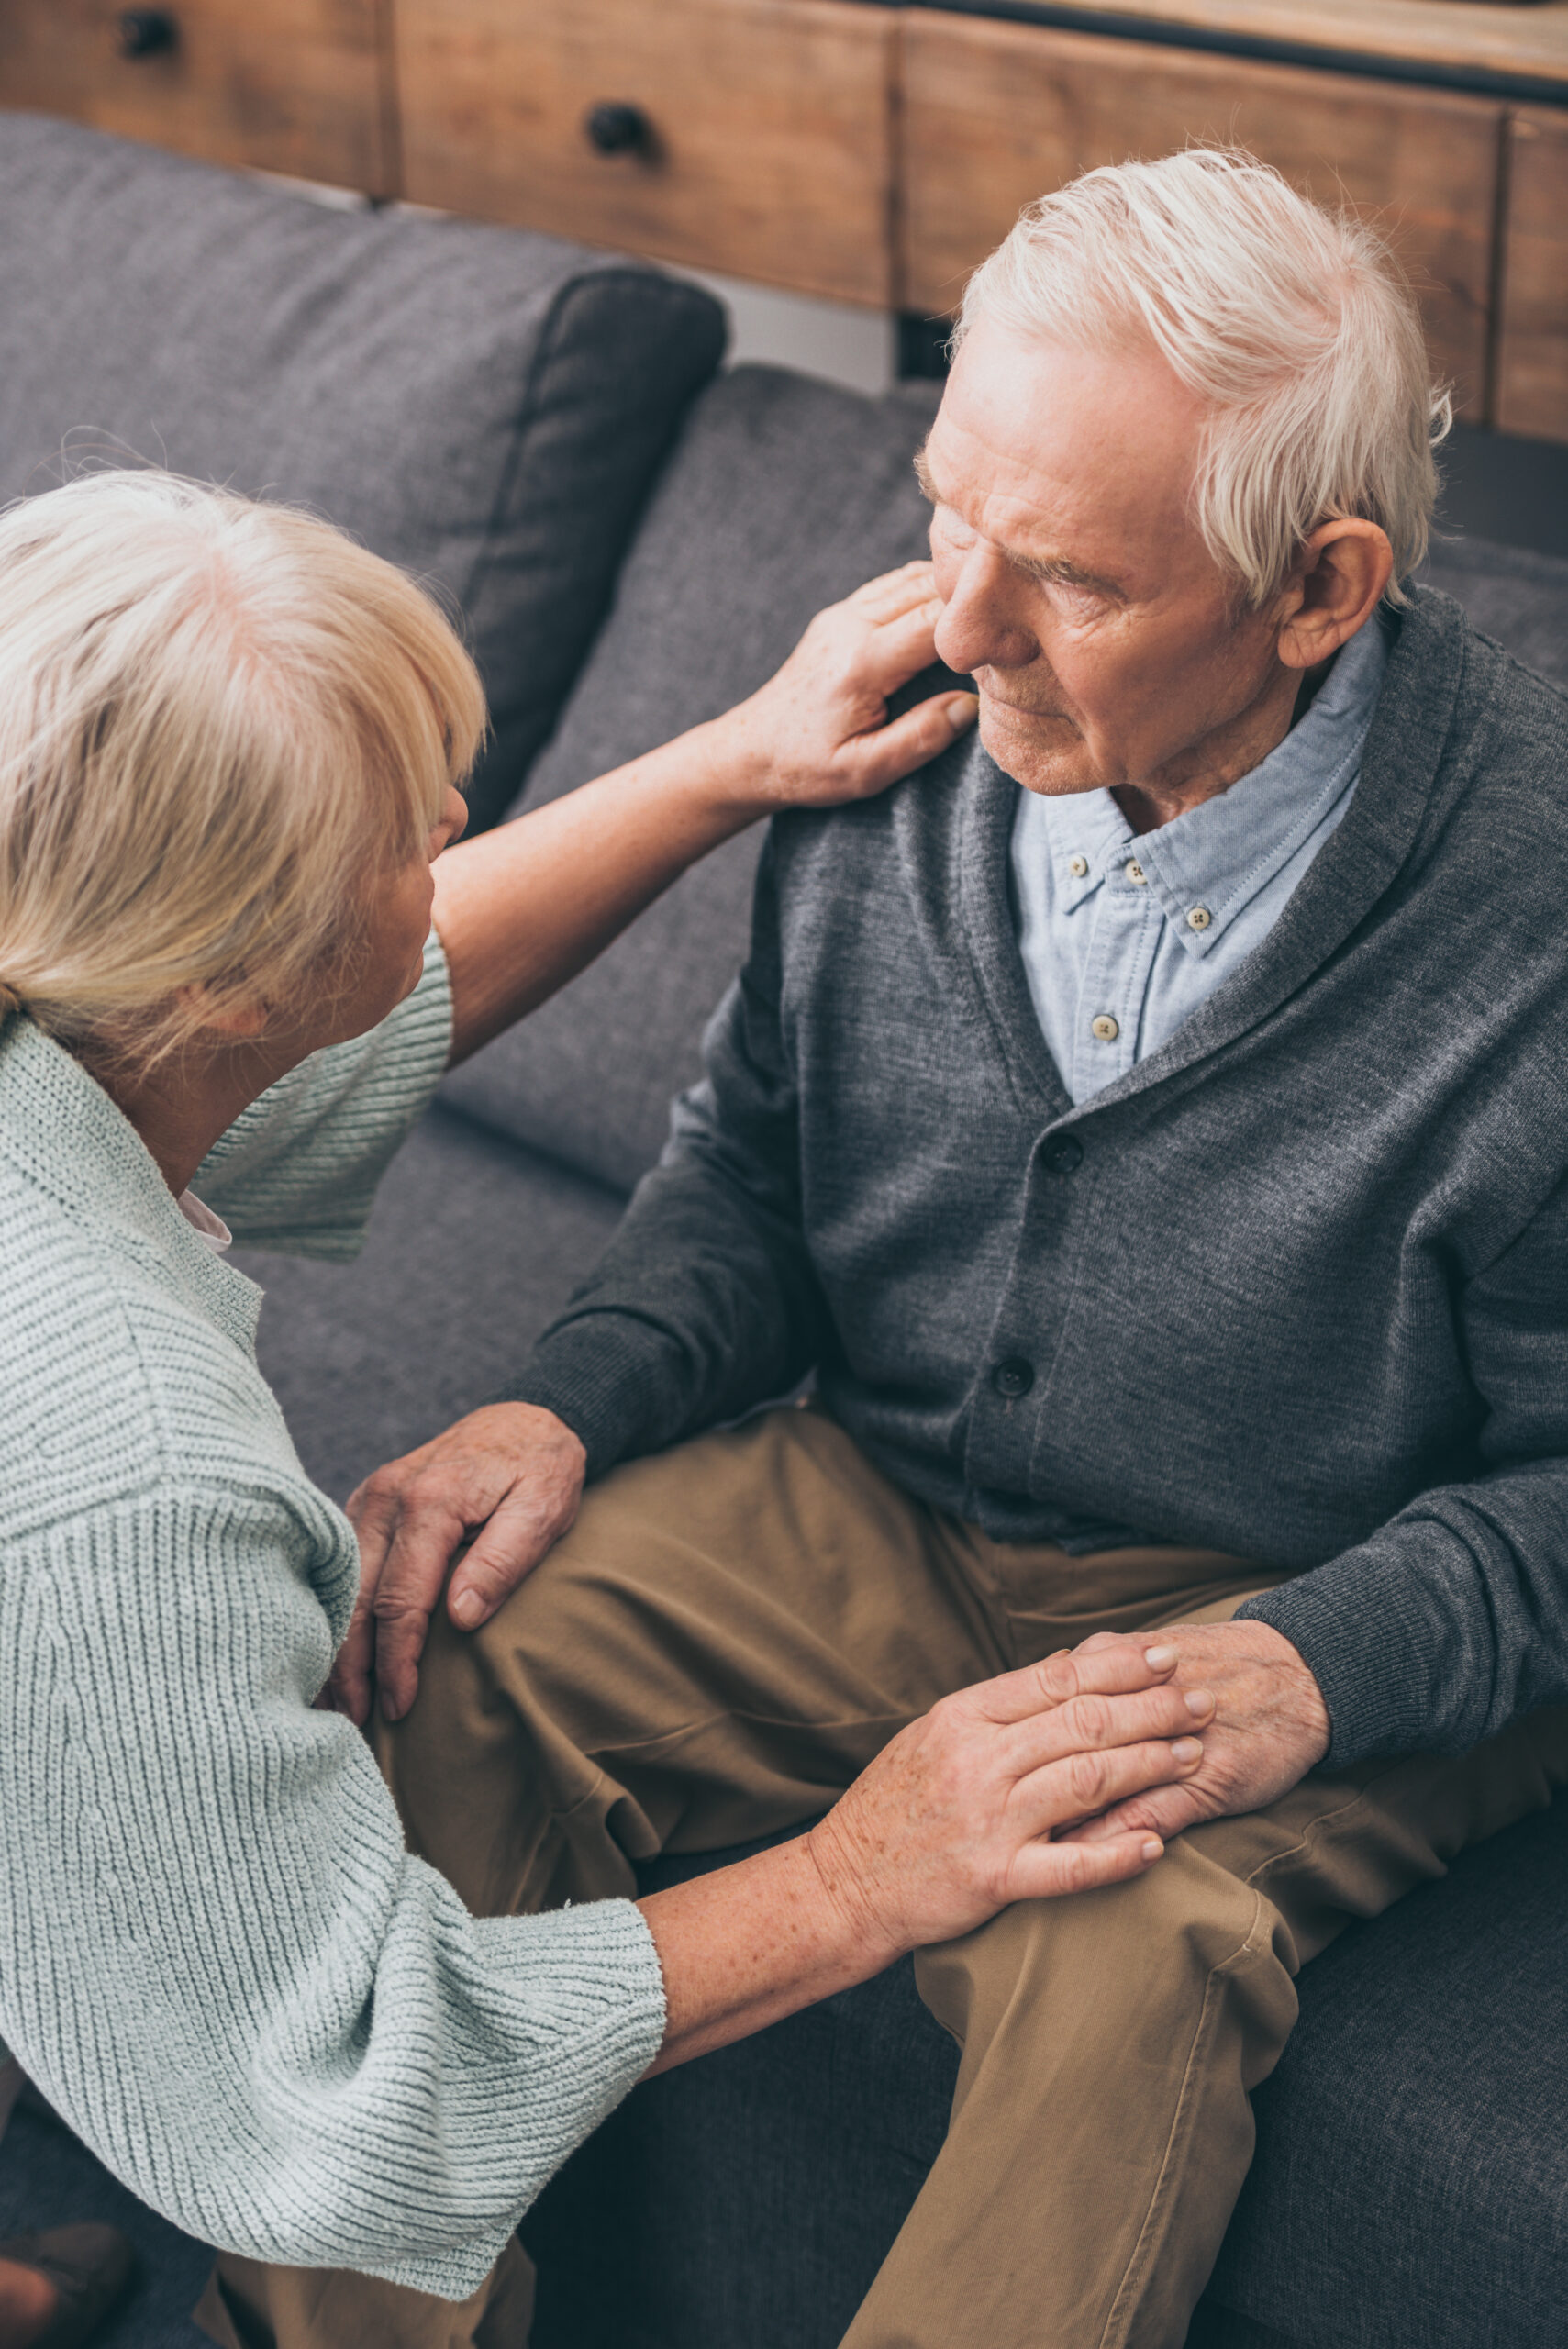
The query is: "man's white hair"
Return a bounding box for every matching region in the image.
[955,147,1449,607]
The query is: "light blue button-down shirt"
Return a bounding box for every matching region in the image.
[1009,613,1389,1104]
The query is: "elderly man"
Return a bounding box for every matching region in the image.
[296,151,1567,2348]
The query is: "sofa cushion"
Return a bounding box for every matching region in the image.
[0,111,725,829]
[438,365,949,1190]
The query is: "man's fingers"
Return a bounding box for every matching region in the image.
[1007,1829,1166,1902]
[327,1600,377,1726]
[346,1475,401,1576]
[447,1489,573,1630]
[373,1498,472,1722]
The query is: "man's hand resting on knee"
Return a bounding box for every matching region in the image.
[330,1403,585,1725]
[1057,1622,1331,1848]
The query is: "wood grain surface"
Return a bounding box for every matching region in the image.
[1496,108,1568,436]
[0,0,393,192]
[900,14,1506,417]
[394,0,895,306]
[964,0,1568,95]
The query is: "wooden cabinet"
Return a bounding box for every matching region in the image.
[1,0,1563,439]
[1496,109,1568,440]
[394,0,895,308]
[899,14,1505,417]
[0,0,393,192]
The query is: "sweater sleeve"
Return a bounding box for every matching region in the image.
[0,1486,664,2299]
[493,831,831,1476]
[1240,1164,1568,1765]
[191,930,453,1262]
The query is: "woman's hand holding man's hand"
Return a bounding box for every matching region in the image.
[641,1642,1213,2071]
[712,560,977,810]
[807,1643,1213,1960]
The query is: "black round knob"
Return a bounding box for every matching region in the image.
[991,1357,1035,1400]
[584,102,649,158]
[119,9,177,58]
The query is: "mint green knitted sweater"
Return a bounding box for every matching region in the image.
[0,938,665,2298]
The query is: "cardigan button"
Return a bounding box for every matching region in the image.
[1041,1133,1083,1174]
[992,1357,1035,1398]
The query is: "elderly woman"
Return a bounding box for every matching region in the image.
[0,473,1207,2349]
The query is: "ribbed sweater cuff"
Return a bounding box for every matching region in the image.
[383,1898,665,2304]
[1237,1550,1455,1769]
[487,1317,675,1480]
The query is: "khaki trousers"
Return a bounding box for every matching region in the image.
[202,1407,1568,2349]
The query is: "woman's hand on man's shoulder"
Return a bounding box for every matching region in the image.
[713,562,978,814]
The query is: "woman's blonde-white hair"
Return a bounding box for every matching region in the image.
[0,469,485,1064]
[955,146,1449,607]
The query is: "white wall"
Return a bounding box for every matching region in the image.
[669,266,895,397]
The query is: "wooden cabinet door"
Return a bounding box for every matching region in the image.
[394,0,895,308]
[900,14,1504,417]
[1496,108,1568,441]
[0,0,392,192]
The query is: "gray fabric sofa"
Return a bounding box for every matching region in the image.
[4,108,1567,2349]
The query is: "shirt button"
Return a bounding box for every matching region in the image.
[992,1357,1035,1398]
[1091,1013,1119,1041]
[1041,1133,1084,1174]
[1068,854,1088,878]
[1186,906,1212,931]
[1125,860,1148,885]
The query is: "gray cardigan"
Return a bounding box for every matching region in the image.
[507,588,1568,1770]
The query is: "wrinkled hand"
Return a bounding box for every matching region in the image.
[1057,1621,1331,1849]
[329,1403,586,1726]
[719,560,977,808]
[806,1642,1218,1959]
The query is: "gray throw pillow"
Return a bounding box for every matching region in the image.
[439,365,948,1192]
[0,110,725,829]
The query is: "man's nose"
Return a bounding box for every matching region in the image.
[932,545,1037,675]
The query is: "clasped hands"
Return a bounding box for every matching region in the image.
[332,1394,1331,1879]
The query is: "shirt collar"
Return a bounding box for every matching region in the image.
[1130,612,1389,954]
[1029,611,1390,952]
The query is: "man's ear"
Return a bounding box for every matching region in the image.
[1275,519,1395,673]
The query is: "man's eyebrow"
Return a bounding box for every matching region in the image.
[1016,552,1128,605]
[913,448,1127,605]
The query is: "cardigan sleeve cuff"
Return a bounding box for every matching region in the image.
[488,1313,681,1481]
[1236,1551,1467,1769]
